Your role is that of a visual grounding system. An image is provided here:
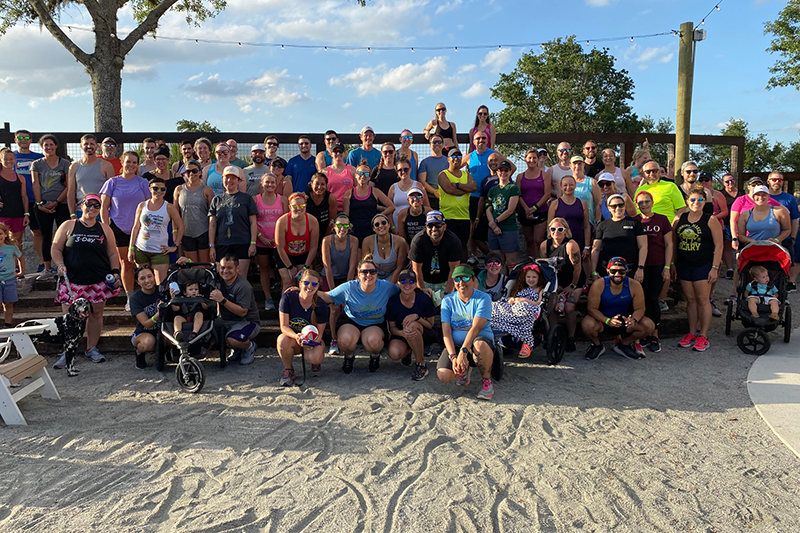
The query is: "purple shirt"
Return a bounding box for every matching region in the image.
[100,175,151,233]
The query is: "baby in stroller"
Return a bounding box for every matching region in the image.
[170,280,210,342]
[744,265,780,321]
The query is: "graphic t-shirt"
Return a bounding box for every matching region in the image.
[0,244,22,282]
[31,157,70,203]
[243,164,269,196]
[441,289,494,345]
[408,229,463,285]
[129,289,160,334]
[14,151,43,202]
[278,290,330,333]
[487,183,521,230]
[328,279,400,326]
[593,217,646,269]
[208,191,258,246]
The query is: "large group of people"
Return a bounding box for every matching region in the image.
[6,110,798,401]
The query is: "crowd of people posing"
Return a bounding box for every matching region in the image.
[4,106,797,401]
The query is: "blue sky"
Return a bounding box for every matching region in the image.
[0,0,797,146]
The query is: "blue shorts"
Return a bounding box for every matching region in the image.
[488,229,520,253]
[225,320,260,342]
[676,263,713,282]
[723,225,732,241]
[0,279,18,303]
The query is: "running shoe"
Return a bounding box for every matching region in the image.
[279,368,295,386]
[342,355,355,374]
[649,337,662,353]
[135,350,147,370]
[692,336,710,352]
[411,363,429,381]
[240,341,257,365]
[584,343,605,360]
[678,333,697,348]
[328,339,339,355]
[633,341,646,358]
[477,378,494,400]
[659,300,669,312]
[711,299,722,317]
[614,342,641,360]
[726,269,734,280]
[456,366,473,386]
[788,282,797,293]
[36,270,55,281]
[227,348,242,363]
[518,343,532,359]
[264,297,276,311]
[85,347,106,363]
[368,355,380,373]
[565,337,576,353]
[401,353,412,366]
[36,263,45,273]
[310,364,322,377]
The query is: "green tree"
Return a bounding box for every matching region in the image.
[639,115,674,167]
[692,119,786,175]
[765,0,800,90]
[490,36,643,157]
[176,119,220,133]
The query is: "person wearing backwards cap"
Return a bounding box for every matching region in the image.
[208,165,258,274]
[408,210,464,302]
[582,257,653,361]
[437,264,497,400]
[347,126,381,171]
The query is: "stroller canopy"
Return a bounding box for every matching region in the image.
[738,241,791,276]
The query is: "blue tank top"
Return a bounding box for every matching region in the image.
[323,152,332,166]
[746,207,781,241]
[574,177,596,225]
[207,164,224,196]
[600,277,632,318]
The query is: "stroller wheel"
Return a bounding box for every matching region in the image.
[784,305,792,344]
[546,324,566,365]
[737,328,770,356]
[176,356,205,393]
[725,299,734,337]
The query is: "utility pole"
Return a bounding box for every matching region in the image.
[675,21,699,185]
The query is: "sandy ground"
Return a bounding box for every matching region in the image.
[1,313,799,533]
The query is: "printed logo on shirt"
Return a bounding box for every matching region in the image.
[289,317,310,333]
[450,312,474,331]
[677,223,703,252]
[430,251,440,275]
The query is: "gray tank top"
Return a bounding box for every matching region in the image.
[324,235,351,280]
[75,159,106,201]
[373,234,398,280]
[178,184,210,238]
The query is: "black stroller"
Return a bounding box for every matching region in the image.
[725,241,792,355]
[154,262,223,393]
[494,256,567,365]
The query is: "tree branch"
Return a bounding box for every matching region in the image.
[27,0,91,65]
[120,0,181,56]
[79,0,103,20]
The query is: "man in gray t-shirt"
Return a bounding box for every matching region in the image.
[418,134,449,210]
[211,255,261,364]
[243,144,269,196]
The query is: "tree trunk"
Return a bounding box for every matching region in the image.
[87,14,125,133]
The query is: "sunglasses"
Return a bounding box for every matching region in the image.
[356,171,370,177]
[643,169,660,174]
[215,151,229,155]
[599,182,614,187]
[299,142,311,146]
[335,223,350,229]
[266,142,279,147]
[401,135,413,140]
[549,226,566,233]
[769,178,784,182]
[450,155,462,160]
[333,150,344,155]
[427,223,443,229]
[436,108,446,112]
[724,180,735,184]
[301,280,319,288]
[360,269,377,276]
[291,204,306,209]
[609,269,627,275]
[83,202,101,209]
[185,168,200,175]
[477,112,488,116]
[409,194,423,199]
[431,140,443,145]
[16,136,30,141]
[382,150,395,155]
[102,142,115,147]
[151,186,167,192]
[558,148,571,153]
[453,276,472,283]
[475,137,487,142]
[325,137,337,142]
[398,167,410,173]
[684,169,698,174]
[584,146,598,150]
[486,261,501,267]
[373,220,389,228]
[399,279,416,284]
[637,199,652,205]
[609,203,625,209]
[688,197,705,203]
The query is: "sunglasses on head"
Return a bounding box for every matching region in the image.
[453,275,472,283]
[301,280,319,288]
[360,269,377,276]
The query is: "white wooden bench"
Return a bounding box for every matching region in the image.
[0,325,61,425]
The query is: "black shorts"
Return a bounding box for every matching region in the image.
[600,324,630,338]
[183,232,210,252]
[28,208,40,231]
[389,327,438,346]
[446,218,471,247]
[518,210,548,228]
[109,219,130,248]
[279,252,308,270]
[256,246,274,257]
[469,196,480,222]
[336,313,387,337]
[216,243,251,261]
[436,335,494,370]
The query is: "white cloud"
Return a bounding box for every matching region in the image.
[585,0,618,5]
[461,82,487,99]
[341,102,352,109]
[330,56,475,96]
[623,44,675,68]
[182,69,312,108]
[123,100,136,109]
[435,0,462,14]
[28,100,39,109]
[480,48,512,72]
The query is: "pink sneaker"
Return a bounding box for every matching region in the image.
[678,333,697,348]
[633,342,646,358]
[692,336,709,352]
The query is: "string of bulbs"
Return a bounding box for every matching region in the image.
[695,0,724,31]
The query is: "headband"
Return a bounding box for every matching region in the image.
[522,264,541,274]
[606,193,625,206]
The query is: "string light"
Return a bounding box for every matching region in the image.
[238,42,242,47]
[630,37,634,42]
[454,46,458,52]
[411,47,414,53]
[694,0,724,31]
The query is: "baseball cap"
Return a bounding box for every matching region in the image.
[607,256,628,270]
[498,160,512,171]
[270,157,286,168]
[597,172,615,183]
[251,144,266,152]
[699,171,713,181]
[222,166,244,179]
[484,251,502,264]
[332,143,345,153]
[426,210,445,224]
[360,126,374,135]
[407,187,423,198]
[747,177,764,185]
[451,265,475,280]
[537,148,548,155]
[570,155,585,164]
[101,137,116,146]
[398,269,416,282]
[752,185,770,195]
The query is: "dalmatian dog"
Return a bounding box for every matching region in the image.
[20,298,93,377]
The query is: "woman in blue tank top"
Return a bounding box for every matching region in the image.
[738,186,790,245]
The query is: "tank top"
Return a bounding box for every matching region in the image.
[323,235,351,280]
[323,152,333,167]
[372,167,398,197]
[306,190,331,240]
[610,167,626,193]
[404,209,426,243]
[391,180,422,227]
[574,177,596,225]
[555,197,586,249]
[722,189,742,225]
[517,171,545,213]
[350,187,378,242]
[547,239,585,289]
[372,234,398,280]
[206,164,225,196]
[64,220,110,285]
[434,120,453,141]
[285,213,310,257]
[439,170,470,220]
[746,207,781,241]
[177,183,209,238]
[676,212,714,267]
[255,194,284,247]
[469,124,493,151]
[600,277,632,318]
[135,200,170,253]
[0,172,23,218]
[74,159,106,202]
[327,164,353,211]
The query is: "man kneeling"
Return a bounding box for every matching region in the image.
[437,265,496,400]
[582,257,654,360]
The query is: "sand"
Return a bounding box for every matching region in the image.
[1,319,799,533]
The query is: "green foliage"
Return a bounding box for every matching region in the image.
[765,0,800,90]
[640,115,675,167]
[692,118,787,175]
[176,119,220,133]
[490,36,643,158]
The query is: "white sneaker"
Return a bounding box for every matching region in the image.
[264,297,275,311]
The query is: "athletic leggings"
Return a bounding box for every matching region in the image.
[641,265,663,328]
[35,203,71,262]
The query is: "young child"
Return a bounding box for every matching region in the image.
[170,280,209,342]
[745,265,780,321]
[0,223,21,328]
[491,263,545,358]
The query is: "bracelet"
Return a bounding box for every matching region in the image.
[711,265,720,270]
[70,214,76,219]
[664,265,670,270]
[23,212,29,216]
[532,205,538,211]
[592,271,598,276]
[129,246,134,250]
[584,246,590,250]
[209,244,215,247]
[150,316,156,323]
[605,318,611,325]
[257,232,262,237]
[172,229,178,233]
[449,353,457,361]
[250,241,256,245]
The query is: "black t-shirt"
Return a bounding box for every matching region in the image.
[386,291,436,327]
[408,229,463,285]
[593,217,645,269]
[278,290,330,333]
[584,159,605,178]
[130,289,160,334]
[371,167,398,197]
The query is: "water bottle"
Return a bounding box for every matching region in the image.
[556,292,566,315]
[105,274,117,289]
[169,281,180,295]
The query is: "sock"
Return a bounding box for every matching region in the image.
[4,323,11,328]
